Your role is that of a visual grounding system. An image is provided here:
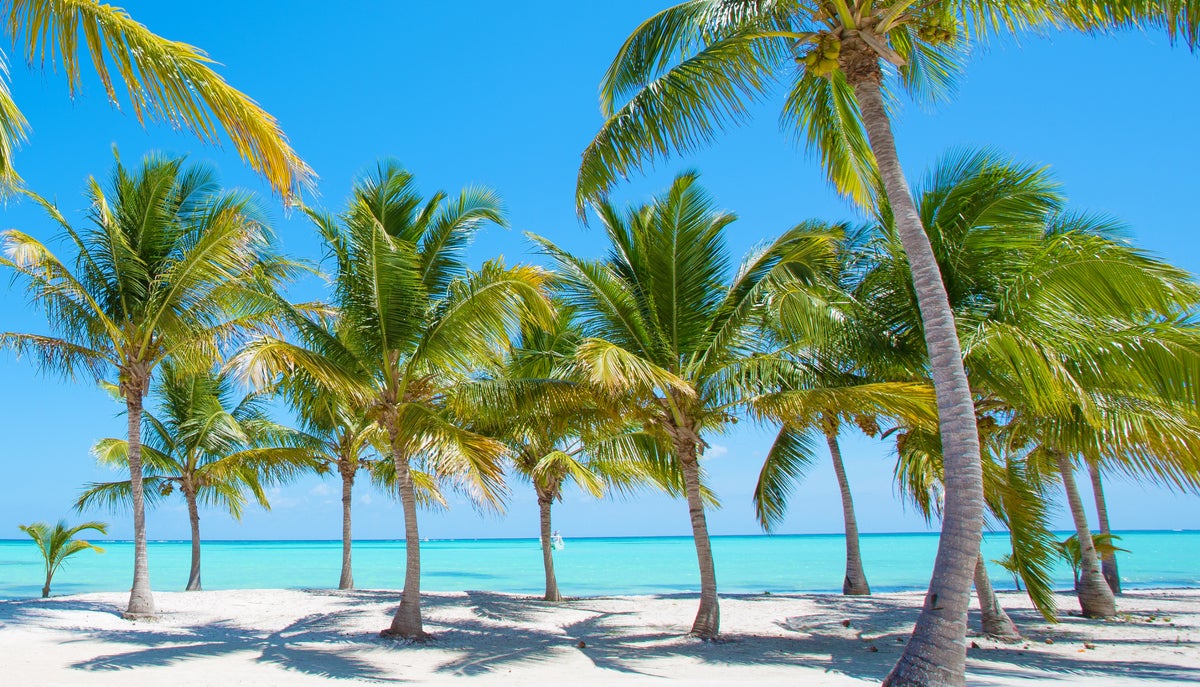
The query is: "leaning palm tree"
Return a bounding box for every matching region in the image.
[867,150,1200,621]
[896,424,1058,640]
[1084,459,1121,594]
[237,161,553,639]
[19,519,107,598]
[1,152,293,617]
[0,0,311,195]
[577,4,1200,682]
[77,363,318,591]
[1015,389,1200,618]
[534,172,836,638]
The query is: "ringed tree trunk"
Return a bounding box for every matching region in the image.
[1086,459,1121,595]
[841,39,985,687]
[825,427,870,595]
[339,457,356,590]
[384,446,428,640]
[973,554,1020,641]
[184,483,203,592]
[1056,452,1117,618]
[123,371,157,618]
[674,421,720,639]
[537,482,562,602]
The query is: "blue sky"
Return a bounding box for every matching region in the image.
[0,1,1197,542]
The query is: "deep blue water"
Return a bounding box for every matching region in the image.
[1,531,1196,599]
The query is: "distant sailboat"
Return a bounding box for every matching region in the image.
[551,530,565,550]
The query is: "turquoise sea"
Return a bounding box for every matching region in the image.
[1,531,1196,600]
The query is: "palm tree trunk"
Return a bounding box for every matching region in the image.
[384,452,428,640]
[842,41,984,687]
[678,434,719,639]
[1057,452,1116,618]
[974,554,1020,641]
[826,428,870,596]
[185,487,203,591]
[339,460,355,591]
[42,573,51,598]
[124,386,156,618]
[537,485,562,602]
[1086,459,1121,594]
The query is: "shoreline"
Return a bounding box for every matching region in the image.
[2,587,1196,685]
[5,531,1196,600]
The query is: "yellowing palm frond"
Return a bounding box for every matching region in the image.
[4,0,313,199]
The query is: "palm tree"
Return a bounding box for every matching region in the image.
[0,0,311,196]
[277,374,381,590]
[465,306,677,602]
[534,172,835,638]
[751,235,939,596]
[237,162,553,639]
[1085,459,1120,594]
[1057,532,1128,590]
[575,5,1010,675]
[869,150,1200,621]
[19,519,107,598]
[76,363,317,591]
[972,553,1020,641]
[1,152,293,617]
[896,426,1055,640]
[576,4,1200,682]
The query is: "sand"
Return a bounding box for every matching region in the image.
[0,587,1196,685]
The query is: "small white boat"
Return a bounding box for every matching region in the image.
[550,531,565,550]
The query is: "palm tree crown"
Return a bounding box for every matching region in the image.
[19,519,107,598]
[238,161,554,639]
[1,151,295,616]
[534,171,836,637]
[77,363,318,590]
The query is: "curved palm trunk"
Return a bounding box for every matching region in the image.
[384,452,428,640]
[124,388,156,617]
[678,435,719,638]
[42,573,52,598]
[184,487,203,591]
[1057,452,1116,617]
[843,42,984,687]
[537,485,562,602]
[974,554,1020,641]
[826,429,870,596]
[339,460,355,590]
[1086,459,1121,595]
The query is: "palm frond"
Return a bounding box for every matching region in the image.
[753,424,818,530]
[4,0,313,198]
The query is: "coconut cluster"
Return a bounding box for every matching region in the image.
[917,16,958,44]
[799,34,842,78]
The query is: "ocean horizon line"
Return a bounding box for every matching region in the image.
[2,527,1193,545]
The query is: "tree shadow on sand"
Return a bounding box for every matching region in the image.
[0,597,127,633]
[420,591,900,681]
[0,592,405,683]
[1,589,1195,684]
[67,613,403,682]
[426,592,1199,684]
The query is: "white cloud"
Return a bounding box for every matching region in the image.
[264,486,302,509]
[705,444,729,459]
[360,492,373,505]
[309,483,332,497]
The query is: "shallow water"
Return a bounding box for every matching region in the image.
[1,531,1195,599]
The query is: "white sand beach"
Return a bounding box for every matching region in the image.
[1,588,1196,686]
